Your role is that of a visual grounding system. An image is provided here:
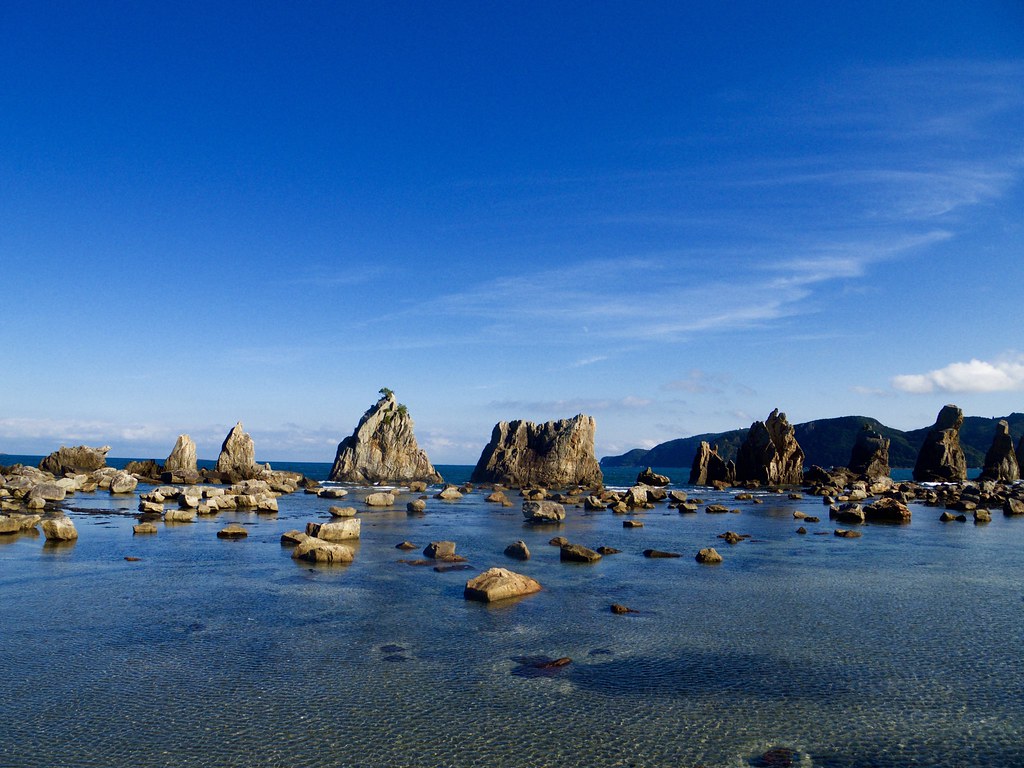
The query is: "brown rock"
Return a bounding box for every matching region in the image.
[735,409,804,486]
[463,567,541,602]
[695,547,723,564]
[913,405,968,482]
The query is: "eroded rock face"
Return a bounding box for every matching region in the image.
[735,410,804,486]
[913,405,967,483]
[39,445,110,476]
[470,414,603,488]
[165,434,198,474]
[216,422,261,481]
[979,420,1020,482]
[689,442,736,486]
[329,392,442,485]
[848,426,890,481]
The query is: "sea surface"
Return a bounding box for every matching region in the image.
[1,459,1022,767]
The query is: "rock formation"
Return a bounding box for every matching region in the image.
[216,422,262,481]
[39,445,110,476]
[734,410,804,485]
[688,441,736,486]
[979,420,1020,482]
[165,434,198,473]
[470,414,603,488]
[329,391,442,484]
[912,405,967,482]
[847,425,890,481]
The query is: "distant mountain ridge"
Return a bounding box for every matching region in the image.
[600,413,1024,470]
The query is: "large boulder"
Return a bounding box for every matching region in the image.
[109,470,138,494]
[735,410,804,486]
[913,405,968,483]
[39,445,110,476]
[689,441,736,486]
[41,517,78,541]
[291,536,355,564]
[470,414,603,488]
[329,391,442,485]
[636,467,670,487]
[979,420,1020,482]
[216,422,262,481]
[165,434,198,474]
[522,500,565,524]
[305,519,361,541]
[463,567,541,603]
[864,497,912,524]
[848,426,890,481]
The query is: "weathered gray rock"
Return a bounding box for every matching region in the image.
[522,500,566,524]
[0,516,22,535]
[848,426,890,481]
[291,536,354,564]
[735,410,804,485]
[328,506,357,517]
[164,509,196,523]
[636,467,670,487]
[29,483,66,502]
[306,519,360,541]
[504,540,530,560]
[109,471,138,494]
[463,567,541,602]
[470,414,603,488]
[364,492,396,507]
[913,405,968,483]
[216,422,262,481]
[41,517,78,541]
[689,441,736,486]
[979,420,1020,482]
[435,486,463,501]
[39,445,110,476]
[165,434,198,474]
[329,391,442,485]
[560,543,602,563]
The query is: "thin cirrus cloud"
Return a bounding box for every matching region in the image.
[892,355,1024,394]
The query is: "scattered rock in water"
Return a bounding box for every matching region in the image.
[864,497,912,524]
[548,536,569,547]
[133,522,158,535]
[509,655,572,677]
[636,467,670,486]
[796,526,807,535]
[834,529,862,538]
[280,530,307,546]
[752,746,800,767]
[434,563,474,573]
[610,603,638,614]
[939,511,957,522]
[485,491,509,504]
[124,556,142,562]
[423,540,457,559]
[291,536,355,564]
[974,509,992,523]
[379,644,406,653]
[523,500,566,524]
[395,541,417,551]
[463,567,541,603]
[217,523,248,539]
[504,540,530,560]
[695,547,723,564]
[596,546,621,555]
[407,499,427,514]
[329,506,357,517]
[718,531,747,545]
[41,517,78,541]
[623,519,644,528]
[364,492,396,507]
[643,549,681,558]
[435,486,463,501]
[705,504,729,514]
[164,509,196,523]
[306,519,361,541]
[560,542,602,563]
[1003,498,1024,517]
[318,487,348,499]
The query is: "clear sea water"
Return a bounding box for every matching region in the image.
[2,458,1022,767]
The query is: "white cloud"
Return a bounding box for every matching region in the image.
[892,355,1024,394]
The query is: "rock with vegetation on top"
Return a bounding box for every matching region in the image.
[979,420,1020,482]
[735,410,804,486]
[848,425,890,481]
[165,434,198,474]
[329,390,442,485]
[470,414,603,488]
[216,422,262,482]
[463,567,541,603]
[913,405,968,483]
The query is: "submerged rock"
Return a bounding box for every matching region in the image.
[329,391,442,485]
[463,567,541,603]
[559,542,602,563]
[913,405,967,483]
[470,414,603,488]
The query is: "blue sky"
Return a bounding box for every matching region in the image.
[2,1,1023,464]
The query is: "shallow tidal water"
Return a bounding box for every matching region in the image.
[2,464,1023,767]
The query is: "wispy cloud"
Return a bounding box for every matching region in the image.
[892,354,1024,394]
[488,396,653,415]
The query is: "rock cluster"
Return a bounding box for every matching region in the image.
[470,414,603,488]
[735,410,804,486]
[39,445,110,476]
[913,405,967,482]
[329,391,442,485]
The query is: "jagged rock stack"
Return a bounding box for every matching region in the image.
[329,390,442,484]
[689,442,736,486]
[470,414,603,488]
[913,405,967,483]
[848,425,890,481]
[979,420,1020,482]
[216,422,263,482]
[165,434,198,474]
[734,409,804,485]
[39,445,110,476]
